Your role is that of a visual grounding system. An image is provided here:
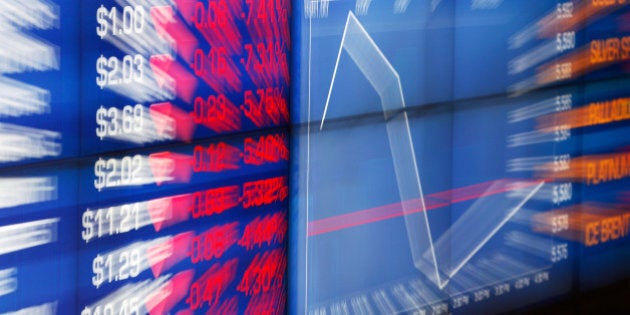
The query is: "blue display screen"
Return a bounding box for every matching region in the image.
[0,0,289,314]
[290,1,630,314]
[1,0,630,314]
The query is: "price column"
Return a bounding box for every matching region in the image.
[80,0,291,314]
[79,131,290,314]
[0,0,81,314]
[548,1,578,272]
[89,1,181,153]
[503,1,582,309]
[85,0,291,153]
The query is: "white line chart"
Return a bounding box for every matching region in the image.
[319,11,545,290]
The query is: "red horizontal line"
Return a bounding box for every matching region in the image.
[307,179,545,236]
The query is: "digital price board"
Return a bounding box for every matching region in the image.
[1,1,630,314]
[0,0,289,314]
[290,1,630,314]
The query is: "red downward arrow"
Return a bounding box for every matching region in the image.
[149,54,197,103]
[147,194,192,232]
[150,6,198,63]
[146,197,171,232]
[145,269,195,315]
[146,238,173,279]
[148,151,193,186]
[150,102,196,142]
[146,232,194,278]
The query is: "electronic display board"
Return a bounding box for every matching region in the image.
[1,0,630,314]
[290,0,630,314]
[0,0,289,314]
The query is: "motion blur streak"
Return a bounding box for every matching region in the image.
[511,0,623,50]
[83,270,195,315]
[98,0,176,56]
[91,236,178,288]
[507,155,564,173]
[238,211,287,251]
[0,1,58,30]
[187,259,238,311]
[0,218,59,256]
[0,177,57,209]
[536,46,597,86]
[0,76,50,117]
[238,249,286,297]
[206,296,238,315]
[508,40,557,75]
[244,288,286,315]
[0,32,59,73]
[0,268,17,297]
[533,203,630,247]
[0,302,57,315]
[507,128,568,147]
[0,123,61,162]
[538,0,624,38]
[507,96,558,123]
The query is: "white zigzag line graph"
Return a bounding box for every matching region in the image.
[319,11,544,290]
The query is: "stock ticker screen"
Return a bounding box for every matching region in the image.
[290,0,630,314]
[0,0,289,314]
[1,0,630,315]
